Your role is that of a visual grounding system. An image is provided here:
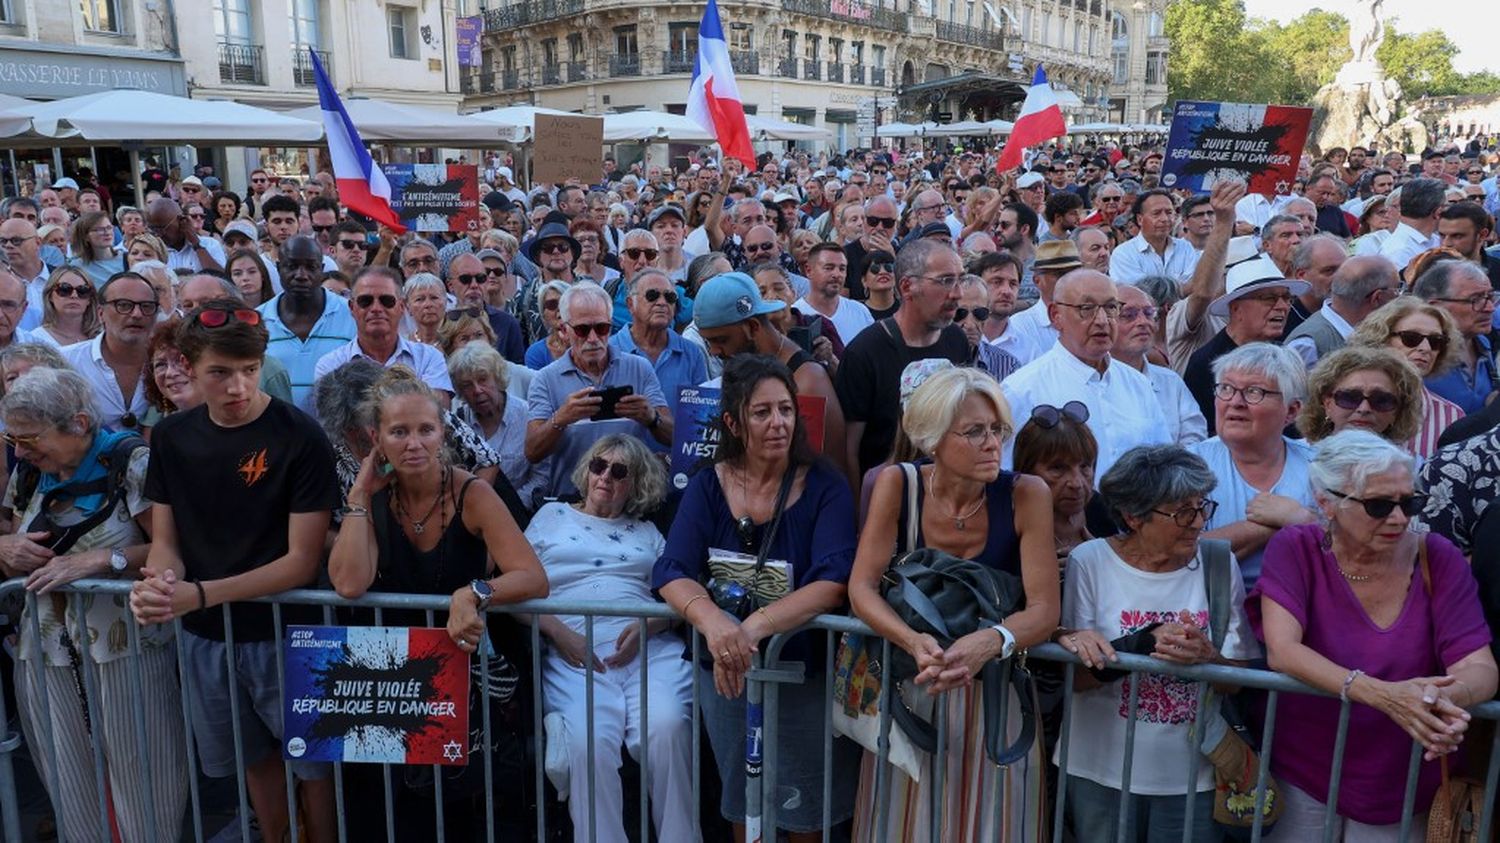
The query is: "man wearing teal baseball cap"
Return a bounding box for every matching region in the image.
[694,272,848,475]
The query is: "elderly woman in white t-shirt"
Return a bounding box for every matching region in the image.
[1056,444,1259,842]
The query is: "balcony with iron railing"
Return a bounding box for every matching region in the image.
[803,59,822,80]
[291,48,330,87]
[935,20,1003,50]
[663,50,697,74]
[541,63,562,85]
[779,56,799,78]
[827,62,845,83]
[850,64,865,84]
[462,71,496,95]
[872,66,886,86]
[781,0,906,33]
[565,60,587,82]
[609,53,642,77]
[502,68,523,89]
[481,0,585,30]
[217,42,264,85]
[730,50,759,75]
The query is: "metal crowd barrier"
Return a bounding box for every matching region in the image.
[0,577,1495,843]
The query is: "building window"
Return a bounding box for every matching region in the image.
[1111,10,1127,41]
[388,6,416,59]
[851,41,864,64]
[829,37,843,63]
[1145,49,1165,84]
[1039,12,1051,45]
[567,33,584,62]
[502,45,517,71]
[1112,47,1127,84]
[730,23,752,53]
[667,22,699,56]
[1148,11,1163,37]
[214,0,252,43]
[614,25,638,56]
[0,0,16,24]
[1089,23,1097,53]
[1072,19,1081,51]
[541,38,558,65]
[871,44,885,68]
[804,34,819,62]
[288,0,320,48]
[1022,6,1032,40]
[80,0,122,33]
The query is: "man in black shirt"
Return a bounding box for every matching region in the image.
[131,300,340,843]
[835,239,970,488]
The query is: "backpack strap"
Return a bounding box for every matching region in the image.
[1200,538,1233,650]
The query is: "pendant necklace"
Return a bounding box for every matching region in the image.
[932,468,985,530]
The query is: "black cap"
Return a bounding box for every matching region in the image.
[482,191,513,213]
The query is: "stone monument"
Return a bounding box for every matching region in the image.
[1308,0,1428,153]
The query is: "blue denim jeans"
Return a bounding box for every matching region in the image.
[1067,774,1215,843]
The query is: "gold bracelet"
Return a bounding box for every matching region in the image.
[756,606,778,632]
[681,593,708,618]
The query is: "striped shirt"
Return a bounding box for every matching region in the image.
[257,290,358,412]
[1409,387,1466,460]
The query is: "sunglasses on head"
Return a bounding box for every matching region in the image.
[954,306,991,322]
[454,272,487,286]
[1330,388,1398,413]
[643,288,680,305]
[355,293,398,309]
[588,457,629,480]
[570,322,612,338]
[1325,488,1426,519]
[53,282,93,299]
[197,308,262,328]
[1393,330,1447,353]
[1030,401,1089,429]
[624,247,659,261]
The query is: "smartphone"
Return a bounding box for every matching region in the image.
[590,385,634,421]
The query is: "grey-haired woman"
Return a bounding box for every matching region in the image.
[0,367,186,841]
[403,272,447,347]
[1057,444,1260,842]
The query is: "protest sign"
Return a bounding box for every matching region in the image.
[381,163,480,232]
[1160,101,1312,198]
[669,386,827,489]
[283,626,470,765]
[532,114,605,185]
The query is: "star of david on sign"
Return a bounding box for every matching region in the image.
[1275,180,1290,194]
[443,740,463,762]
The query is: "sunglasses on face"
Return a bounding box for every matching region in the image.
[1326,488,1426,519]
[446,306,485,321]
[954,306,991,322]
[870,261,894,274]
[744,241,777,254]
[624,247,659,261]
[1393,330,1447,353]
[337,239,365,250]
[53,282,93,299]
[588,457,630,480]
[540,241,572,255]
[1030,401,1089,429]
[355,293,399,309]
[197,308,262,328]
[866,216,897,229]
[642,288,680,305]
[311,224,335,233]
[1330,388,1398,413]
[542,299,560,311]
[570,322,612,338]
[454,273,486,287]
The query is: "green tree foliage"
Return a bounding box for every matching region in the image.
[1164,1,1498,104]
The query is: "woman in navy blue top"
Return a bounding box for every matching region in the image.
[653,354,861,839]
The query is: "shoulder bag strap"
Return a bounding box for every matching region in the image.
[746,465,798,598]
[901,462,920,556]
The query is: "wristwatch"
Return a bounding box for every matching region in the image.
[647,409,661,430]
[109,549,128,575]
[469,578,494,611]
[991,624,1017,660]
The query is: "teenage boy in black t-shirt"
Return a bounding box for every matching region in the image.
[130,299,340,843]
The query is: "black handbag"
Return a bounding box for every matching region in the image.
[880,546,1037,766]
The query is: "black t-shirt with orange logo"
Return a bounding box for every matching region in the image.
[145,396,340,641]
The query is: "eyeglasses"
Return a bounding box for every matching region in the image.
[250,177,269,184]
[919,274,962,288]
[950,422,1010,448]
[744,241,778,254]
[1325,488,1426,519]
[1119,303,1161,322]
[0,236,32,247]
[866,216,897,229]
[954,306,991,322]
[1097,195,1123,203]
[1054,300,1121,320]
[624,247,659,261]
[2,430,43,450]
[643,288,680,305]
[542,299,560,311]
[197,308,262,328]
[354,293,398,309]
[1392,330,1448,353]
[445,306,485,321]
[1433,291,1500,311]
[1330,388,1399,413]
[588,457,630,480]
[89,225,114,235]
[52,282,93,299]
[1030,401,1090,429]
[540,241,572,255]
[0,299,22,313]
[570,322,612,338]
[1241,290,1294,305]
[912,203,947,214]
[104,298,160,316]
[403,255,438,269]
[1186,210,1216,220]
[337,239,365,250]
[1151,499,1219,528]
[454,273,487,287]
[1213,383,1282,404]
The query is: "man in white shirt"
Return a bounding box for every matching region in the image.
[975,250,1027,361]
[1112,282,1207,445]
[59,271,158,431]
[146,197,225,274]
[1110,189,1202,285]
[0,217,48,328]
[793,242,873,345]
[1001,269,1171,480]
[1379,176,1446,275]
[1004,240,1082,366]
[313,266,453,404]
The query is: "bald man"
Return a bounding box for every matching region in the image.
[146,197,225,273]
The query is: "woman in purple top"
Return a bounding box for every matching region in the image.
[1249,430,1496,838]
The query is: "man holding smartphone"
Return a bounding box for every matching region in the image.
[525,282,673,498]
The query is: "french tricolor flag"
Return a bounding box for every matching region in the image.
[309,50,406,233]
[995,65,1068,172]
[687,0,755,169]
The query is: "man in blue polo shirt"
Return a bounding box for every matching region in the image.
[608,267,707,413]
[256,235,357,412]
[525,282,673,498]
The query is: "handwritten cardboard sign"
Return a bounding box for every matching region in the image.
[532,114,605,185]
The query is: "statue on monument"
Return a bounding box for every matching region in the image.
[1310,0,1426,154]
[1349,0,1385,66]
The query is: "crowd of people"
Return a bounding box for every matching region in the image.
[0,133,1496,841]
